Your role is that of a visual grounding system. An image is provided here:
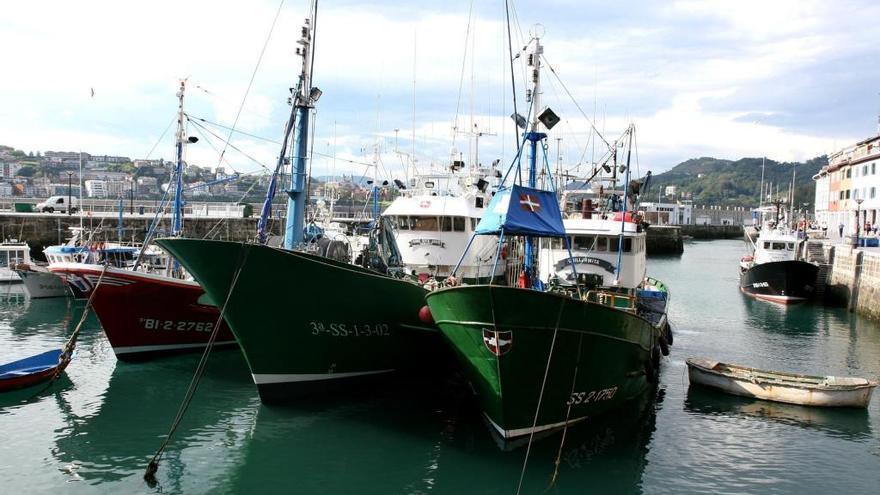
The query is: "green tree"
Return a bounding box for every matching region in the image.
[17,166,35,177]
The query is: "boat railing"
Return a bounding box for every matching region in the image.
[584,289,637,311]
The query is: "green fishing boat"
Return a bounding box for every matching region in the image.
[157,235,438,402]
[423,34,671,440]
[157,10,440,402]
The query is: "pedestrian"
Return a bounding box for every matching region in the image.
[839,223,844,238]
[821,220,828,238]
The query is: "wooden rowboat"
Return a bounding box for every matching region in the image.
[686,358,877,408]
[0,350,70,392]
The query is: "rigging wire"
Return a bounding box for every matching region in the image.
[143,117,177,160]
[540,54,612,151]
[188,118,272,172]
[504,0,521,154]
[214,0,286,170]
[451,0,475,151]
[187,114,281,144]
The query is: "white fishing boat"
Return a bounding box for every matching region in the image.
[687,358,877,408]
[14,263,69,298]
[0,241,31,283]
[385,166,503,283]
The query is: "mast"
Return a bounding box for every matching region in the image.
[523,32,547,279]
[172,80,186,237]
[759,156,765,208]
[283,11,318,250]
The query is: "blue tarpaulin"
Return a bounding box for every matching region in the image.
[475,185,566,237]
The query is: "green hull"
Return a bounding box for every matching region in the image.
[425,285,662,439]
[156,239,440,402]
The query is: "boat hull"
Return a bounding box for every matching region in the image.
[47,263,236,360]
[425,285,661,439]
[16,269,69,298]
[155,238,442,402]
[740,260,818,304]
[687,359,877,408]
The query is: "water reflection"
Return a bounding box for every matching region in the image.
[50,351,257,489]
[227,380,662,495]
[685,386,872,441]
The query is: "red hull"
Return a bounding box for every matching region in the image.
[49,263,236,360]
[0,366,64,391]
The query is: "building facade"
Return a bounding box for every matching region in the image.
[813,134,880,235]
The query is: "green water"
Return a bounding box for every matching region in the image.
[1,240,878,494]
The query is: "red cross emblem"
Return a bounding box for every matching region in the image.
[519,193,541,212]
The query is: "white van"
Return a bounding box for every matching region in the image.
[36,195,78,213]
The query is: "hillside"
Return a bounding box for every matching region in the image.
[648,156,826,207]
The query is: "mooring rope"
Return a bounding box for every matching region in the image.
[548,332,584,489]
[25,263,109,400]
[143,243,251,486]
[515,299,567,495]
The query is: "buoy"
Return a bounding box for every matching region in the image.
[418,305,434,324]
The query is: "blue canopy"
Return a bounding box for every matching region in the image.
[475,185,566,237]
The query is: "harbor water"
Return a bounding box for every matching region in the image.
[1,240,878,494]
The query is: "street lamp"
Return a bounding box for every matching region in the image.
[855,198,864,246]
[66,171,73,216]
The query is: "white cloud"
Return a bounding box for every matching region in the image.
[1,0,877,178]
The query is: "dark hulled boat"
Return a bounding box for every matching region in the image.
[740,219,818,304]
[740,259,819,304]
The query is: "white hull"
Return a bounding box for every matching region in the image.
[0,268,22,283]
[17,269,69,298]
[687,358,876,408]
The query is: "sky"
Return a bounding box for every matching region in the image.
[1,0,878,180]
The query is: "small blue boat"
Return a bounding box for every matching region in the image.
[0,350,69,392]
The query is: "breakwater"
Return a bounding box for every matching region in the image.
[0,212,276,259]
[680,224,744,239]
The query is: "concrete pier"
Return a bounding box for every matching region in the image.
[646,225,683,255]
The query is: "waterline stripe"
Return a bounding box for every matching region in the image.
[113,340,237,354]
[484,413,587,439]
[252,369,395,384]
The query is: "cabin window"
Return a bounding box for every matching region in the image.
[596,236,607,251]
[475,197,484,208]
[763,241,771,249]
[772,242,785,250]
[411,216,439,231]
[0,252,6,267]
[470,218,478,230]
[440,217,453,232]
[549,238,563,249]
[609,237,620,252]
[623,238,633,252]
[786,243,794,250]
[397,216,411,230]
[573,236,594,250]
[453,217,465,232]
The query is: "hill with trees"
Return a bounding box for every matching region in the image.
[648,156,825,207]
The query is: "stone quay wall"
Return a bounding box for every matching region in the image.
[824,245,880,321]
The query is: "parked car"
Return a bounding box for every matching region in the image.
[36,196,78,213]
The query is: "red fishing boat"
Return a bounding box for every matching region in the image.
[47,262,235,361]
[46,81,236,362]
